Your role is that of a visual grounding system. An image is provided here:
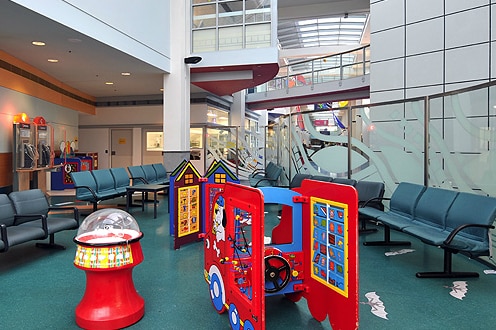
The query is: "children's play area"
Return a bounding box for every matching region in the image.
[161,160,358,329]
[1,160,496,330]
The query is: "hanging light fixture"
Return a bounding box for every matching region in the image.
[13,112,30,124]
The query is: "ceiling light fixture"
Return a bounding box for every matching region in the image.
[32,41,46,46]
[47,59,59,63]
[121,72,131,76]
[105,82,114,85]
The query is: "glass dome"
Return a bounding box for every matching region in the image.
[75,208,142,246]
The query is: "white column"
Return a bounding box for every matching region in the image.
[163,1,190,171]
[231,90,246,137]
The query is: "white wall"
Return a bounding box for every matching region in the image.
[12,0,171,72]
[79,105,163,167]
[370,0,495,103]
[190,103,208,124]
[0,86,79,153]
[79,105,162,126]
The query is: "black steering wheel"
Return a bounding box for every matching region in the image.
[264,255,291,293]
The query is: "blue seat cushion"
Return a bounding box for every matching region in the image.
[142,164,158,184]
[0,194,16,227]
[389,182,426,218]
[358,206,385,220]
[376,212,414,230]
[9,189,49,216]
[5,225,46,246]
[412,187,458,230]
[403,225,446,245]
[445,192,496,242]
[92,169,119,198]
[70,171,98,201]
[20,216,78,235]
[110,167,131,194]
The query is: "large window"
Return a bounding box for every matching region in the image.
[207,106,229,125]
[146,131,163,151]
[192,0,272,53]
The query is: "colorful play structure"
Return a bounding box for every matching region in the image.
[169,160,239,249]
[168,161,359,329]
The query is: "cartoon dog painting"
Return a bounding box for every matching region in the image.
[212,196,227,242]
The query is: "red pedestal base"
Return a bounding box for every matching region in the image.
[74,241,145,330]
[75,267,144,329]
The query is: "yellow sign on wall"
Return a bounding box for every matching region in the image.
[118,138,126,144]
[177,185,200,237]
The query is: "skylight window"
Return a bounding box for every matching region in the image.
[298,19,317,25]
[278,13,369,49]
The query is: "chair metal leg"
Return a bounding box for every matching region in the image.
[36,234,66,250]
[359,218,378,234]
[416,249,479,278]
[363,226,411,246]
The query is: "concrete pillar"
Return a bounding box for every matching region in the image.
[163,2,190,172]
[231,90,246,138]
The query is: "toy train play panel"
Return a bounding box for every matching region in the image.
[203,180,359,330]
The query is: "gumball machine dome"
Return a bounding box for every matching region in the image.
[75,208,142,246]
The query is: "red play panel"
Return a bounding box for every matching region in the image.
[203,180,359,330]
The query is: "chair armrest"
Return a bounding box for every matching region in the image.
[0,224,7,251]
[443,223,495,246]
[360,197,390,208]
[74,185,98,200]
[253,178,278,187]
[131,177,148,184]
[249,169,266,178]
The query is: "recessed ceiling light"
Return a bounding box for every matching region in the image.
[68,38,82,43]
[105,82,114,85]
[47,59,59,63]
[32,41,46,46]
[121,72,131,76]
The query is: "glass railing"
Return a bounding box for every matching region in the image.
[266,79,496,200]
[264,80,496,262]
[189,124,265,181]
[248,44,370,94]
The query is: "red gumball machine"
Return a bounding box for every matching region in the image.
[73,209,145,329]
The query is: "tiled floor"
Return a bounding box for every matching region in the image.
[0,193,495,329]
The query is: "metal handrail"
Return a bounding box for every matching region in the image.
[248,44,370,94]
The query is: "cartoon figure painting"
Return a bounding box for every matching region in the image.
[212,196,226,242]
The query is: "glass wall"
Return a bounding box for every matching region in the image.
[263,81,496,262]
[266,81,496,199]
[192,0,272,53]
[189,124,264,180]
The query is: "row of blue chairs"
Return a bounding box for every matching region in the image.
[127,163,169,186]
[70,163,169,211]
